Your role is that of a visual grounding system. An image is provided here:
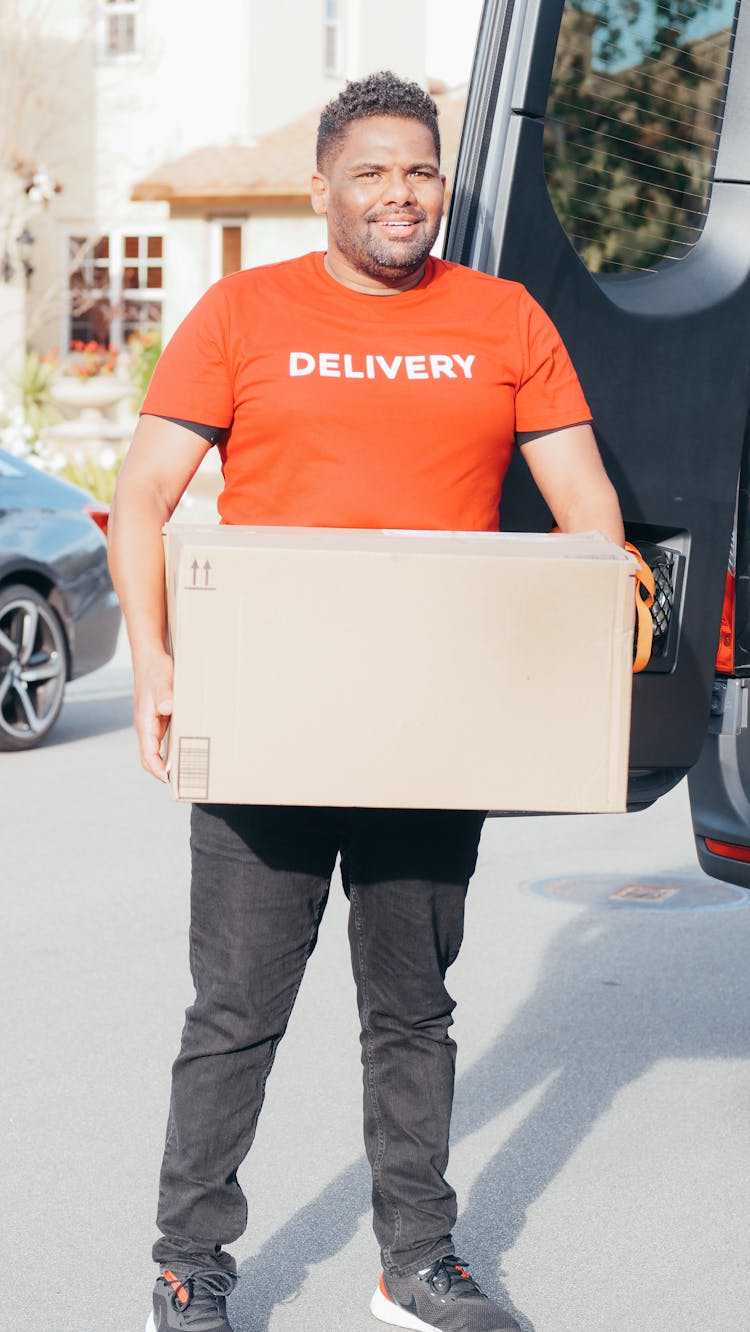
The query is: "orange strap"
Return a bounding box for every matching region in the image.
[625,540,655,673]
[549,530,656,672]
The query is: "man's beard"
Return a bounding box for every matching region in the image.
[331,210,441,281]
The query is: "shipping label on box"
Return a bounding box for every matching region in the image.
[163,525,635,813]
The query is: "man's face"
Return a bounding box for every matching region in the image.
[311,115,446,291]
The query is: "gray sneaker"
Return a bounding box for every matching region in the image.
[146,1265,237,1331]
[370,1254,520,1331]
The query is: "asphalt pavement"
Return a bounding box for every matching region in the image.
[2,631,749,1332]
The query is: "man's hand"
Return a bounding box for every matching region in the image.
[133,650,174,782]
[108,416,212,778]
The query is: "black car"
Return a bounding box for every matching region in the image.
[0,448,121,750]
[452,0,750,885]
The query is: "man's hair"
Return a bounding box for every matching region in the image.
[316,71,440,170]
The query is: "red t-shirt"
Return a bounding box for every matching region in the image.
[142,252,590,531]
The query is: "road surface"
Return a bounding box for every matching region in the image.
[2,634,748,1331]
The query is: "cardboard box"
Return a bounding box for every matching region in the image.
[164,525,635,813]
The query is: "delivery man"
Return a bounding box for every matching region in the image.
[109,71,624,1332]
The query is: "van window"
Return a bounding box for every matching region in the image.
[544,0,737,274]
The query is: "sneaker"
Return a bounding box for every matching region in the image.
[370,1254,520,1332]
[146,1265,237,1331]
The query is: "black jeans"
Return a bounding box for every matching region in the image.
[153,803,485,1277]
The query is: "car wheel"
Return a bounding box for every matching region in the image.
[0,583,68,751]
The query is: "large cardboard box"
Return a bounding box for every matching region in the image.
[164,525,635,813]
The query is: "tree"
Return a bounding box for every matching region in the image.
[0,1,70,284]
[0,0,99,374]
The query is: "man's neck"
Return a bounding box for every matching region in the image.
[323,251,427,296]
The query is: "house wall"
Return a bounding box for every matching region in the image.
[163,203,327,340]
[161,215,209,337]
[354,0,427,82]
[94,0,254,220]
[247,0,427,138]
[244,204,327,273]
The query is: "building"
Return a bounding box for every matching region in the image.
[0,0,434,378]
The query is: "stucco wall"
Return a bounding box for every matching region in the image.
[162,205,328,340]
[247,0,427,138]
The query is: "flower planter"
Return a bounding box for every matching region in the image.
[50,376,128,419]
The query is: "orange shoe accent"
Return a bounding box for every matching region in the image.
[163,1270,190,1306]
[379,1274,392,1302]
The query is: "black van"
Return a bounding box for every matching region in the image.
[447,0,750,886]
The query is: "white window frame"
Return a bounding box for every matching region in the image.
[97,0,142,62]
[63,229,164,350]
[323,0,342,77]
[119,231,165,344]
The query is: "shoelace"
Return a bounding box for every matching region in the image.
[420,1255,486,1297]
[164,1268,236,1326]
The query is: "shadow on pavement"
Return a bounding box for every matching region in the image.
[231,891,749,1332]
[449,900,749,1324]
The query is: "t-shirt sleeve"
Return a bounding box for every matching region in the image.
[514,287,592,433]
[140,282,234,427]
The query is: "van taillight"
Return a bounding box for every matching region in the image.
[704,836,750,862]
[87,507,109,536]
[715,569,735,675]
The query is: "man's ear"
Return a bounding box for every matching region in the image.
[310,173,328,216]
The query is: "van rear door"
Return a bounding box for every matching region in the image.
[446,0,750,818]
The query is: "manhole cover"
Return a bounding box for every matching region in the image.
[610,883,678,903]
[522,873,749,912]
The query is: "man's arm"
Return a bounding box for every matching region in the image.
[108,415,213,781]
[519,423,625,546]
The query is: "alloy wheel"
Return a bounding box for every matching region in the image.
[0,585,67,750]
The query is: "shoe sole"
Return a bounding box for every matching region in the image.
[370,1282,445,1332]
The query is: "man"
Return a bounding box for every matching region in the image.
[109,72,623,1332]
